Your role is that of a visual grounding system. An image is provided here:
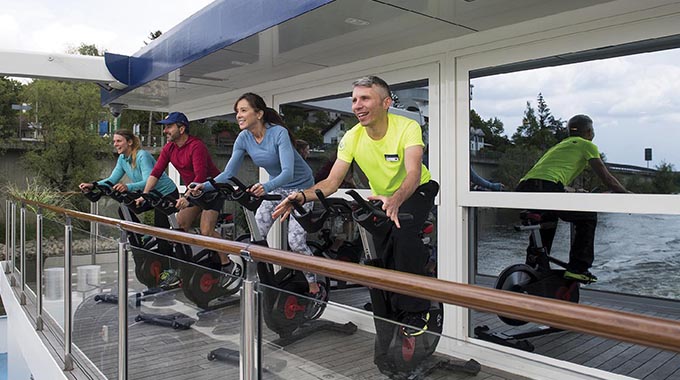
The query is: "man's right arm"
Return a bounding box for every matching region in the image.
[589,158,628,193]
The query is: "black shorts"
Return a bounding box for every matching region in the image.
[200,195,224,212]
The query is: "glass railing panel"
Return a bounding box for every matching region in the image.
[123,241,243,380]
[24,209,37,297]
[12,203,19,276]
[41,216,66,331]
[69,222,120,379]
[255,277,490,379]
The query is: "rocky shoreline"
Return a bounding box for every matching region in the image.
[1,238,118,261]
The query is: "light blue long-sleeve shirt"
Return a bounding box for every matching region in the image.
[205,124,313,192]
[98,150,177,195]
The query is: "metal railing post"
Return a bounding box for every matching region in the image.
[36,207,44,331]
[10,201,16,285]
[90,201,98,263]
[64,216,74,371]
[4,199,11,274]
[19,202,26,304]
[240,250,258,380]
[118,228,128,380]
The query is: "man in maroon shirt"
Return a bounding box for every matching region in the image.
[140,112,239,287]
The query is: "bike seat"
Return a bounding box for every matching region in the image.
[519,210,545,225]
[218,213,234,223]
[422,221,434,235]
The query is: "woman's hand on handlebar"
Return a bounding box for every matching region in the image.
[367,194,403,229]
[248,183,265,197]
[79,183,93,192]
[112,183,128,193]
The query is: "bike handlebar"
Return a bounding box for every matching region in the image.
[207,177,282,212]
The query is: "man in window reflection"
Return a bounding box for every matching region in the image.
[273,75,439,334]
[516,114,629,283]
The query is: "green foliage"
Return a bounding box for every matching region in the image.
[67,43,104,56]
[23,124,109,192]
[22,79,104,131]
[295,126,323,148]
[0,77,24,139]
[652,161,679,194]
[470,109,510,152]
[3,178,74,219]
[211,120,239,136]
[512,94,565,150]
[624,175,655,194]
[494,144,543,188]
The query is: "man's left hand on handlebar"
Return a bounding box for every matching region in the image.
[272,192,300,220]
[367,194,403,229]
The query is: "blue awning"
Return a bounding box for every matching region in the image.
[102,0,333,105]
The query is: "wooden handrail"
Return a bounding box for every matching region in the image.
[11,197,680,352]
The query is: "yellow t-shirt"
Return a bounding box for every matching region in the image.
[521,136,600,185]
[337,113,431,195]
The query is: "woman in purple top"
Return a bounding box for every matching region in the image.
[193,93,320,294]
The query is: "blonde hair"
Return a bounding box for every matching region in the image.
[114,129,141,168]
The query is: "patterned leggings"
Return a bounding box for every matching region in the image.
[255,188,316,283]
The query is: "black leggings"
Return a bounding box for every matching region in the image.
[515,179,597,272]
[372,180,439,313]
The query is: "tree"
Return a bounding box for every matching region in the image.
[512,94,565,150]
[0,77,24,138]
[19,44,112,193]
[536,93,567,141]
[295,126,323,148]
[21,79,109,192]
[67,43,104,56]
[470,109,510,152]
[145,30,163,45]
[653,161,678,194]
[494,144,543,188]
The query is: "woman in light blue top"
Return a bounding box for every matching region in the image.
[193,93,319,294]
[79,129,178,228]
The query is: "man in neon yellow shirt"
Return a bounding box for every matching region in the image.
[516,114,628,283]
[273,76,439,331]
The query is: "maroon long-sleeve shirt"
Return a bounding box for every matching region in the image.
[151,135,221,185]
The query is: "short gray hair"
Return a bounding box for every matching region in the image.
[352,75,391,100]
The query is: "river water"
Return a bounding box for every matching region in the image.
[475,210,680,300]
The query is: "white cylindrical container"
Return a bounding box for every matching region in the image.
[44,267,64,300]
[77,265,101,298]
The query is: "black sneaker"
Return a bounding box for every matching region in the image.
[564,269,598,284]
[401,311,430,337]
[219,261,243,288]
[158,269,181,289]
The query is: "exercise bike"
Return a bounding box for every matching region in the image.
[82,182,172,289]
[291,190,364,289]
[303,190,480,378]
[206,177,357,347]
[474,209,581,352]
[138,190,244,309]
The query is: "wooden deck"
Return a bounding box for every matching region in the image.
[59,262,680,380]
[470,276,680,380]
[70,278,525,380]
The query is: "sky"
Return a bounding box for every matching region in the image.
[0,0,215,55]
[471,48,680,169]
